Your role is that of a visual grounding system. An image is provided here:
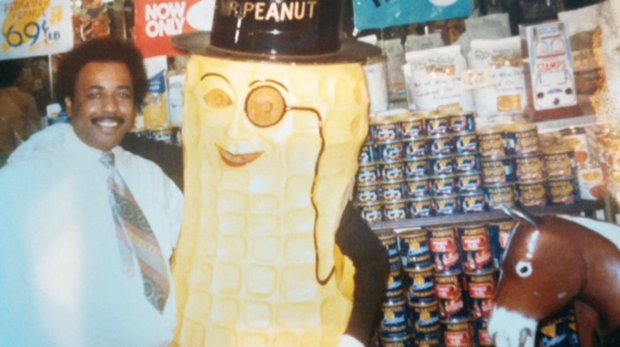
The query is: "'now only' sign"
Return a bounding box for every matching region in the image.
[135,0,215,58]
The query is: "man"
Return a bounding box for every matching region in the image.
[0,38,184,346]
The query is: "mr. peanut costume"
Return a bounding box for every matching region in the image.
[171,1,389,346]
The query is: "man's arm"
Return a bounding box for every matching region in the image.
[335,201,389,346]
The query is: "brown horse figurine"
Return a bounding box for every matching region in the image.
[488,206,620,347]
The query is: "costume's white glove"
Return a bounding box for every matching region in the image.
[339,334,364,347]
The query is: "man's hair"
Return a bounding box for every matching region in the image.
[0,59,22,88]
[55,38,147,108]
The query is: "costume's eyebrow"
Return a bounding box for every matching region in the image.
[248,79,288,91]
[200,72,230,83]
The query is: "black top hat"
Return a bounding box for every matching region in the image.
[172,0,380,63]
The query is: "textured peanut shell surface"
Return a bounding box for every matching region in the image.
[173,55,369,347]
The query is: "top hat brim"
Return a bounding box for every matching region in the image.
[171,31,381,64]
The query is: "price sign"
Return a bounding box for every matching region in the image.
[1,0,73,60]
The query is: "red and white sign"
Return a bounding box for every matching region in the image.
[135,0,214,58]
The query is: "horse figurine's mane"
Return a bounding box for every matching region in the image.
[490,208,620,347]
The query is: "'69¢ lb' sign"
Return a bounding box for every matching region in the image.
[0,0,73,60]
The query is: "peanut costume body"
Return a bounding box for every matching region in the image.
[173,56,369,346]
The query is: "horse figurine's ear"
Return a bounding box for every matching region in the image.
[499,205,539,228]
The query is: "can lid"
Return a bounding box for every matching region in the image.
[431,174,455,179]
[406,156,428,162]
[428,134,453,139]
[372,108,409,122]
[504,123,538,133]
[425,110,450,119]
[547,176,576,182]
[410,196,432,201]
[454,152,478,157]
[384,199,408,205]
[376,160,405,165]
[513,153,543,159]
[449,110,476,116]
[426,225,455,232]
[375,139,402,145]
[353,200,383,207]
[381,179,405,184]
[407,176,430,182]
[458,223,486,229]
[434,269,463,276]
[356,182,379,188]
[457,170,481,176]
[459,190,484,196]
[454,130,477,136]
[464,267,497,276]
[476,126,504,135]
[434,194,458,199]
[408,111,430,119]
[441,317,472,325]
[480,155,509,161]
[517,179,546,185]
[407,299,439,308]
[428,154,454,159]
[482,182,515,187]
[402,136,428,142]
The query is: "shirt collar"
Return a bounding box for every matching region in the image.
[65,124,123,164]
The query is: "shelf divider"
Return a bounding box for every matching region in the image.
[370,200,604,232]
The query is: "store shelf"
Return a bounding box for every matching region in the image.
[369,199,604,232]
[531,114,597,133]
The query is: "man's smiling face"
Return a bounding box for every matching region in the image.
[66,62,136,151]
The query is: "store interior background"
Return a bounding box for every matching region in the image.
[10,0,609,216]
[3,1,620,346]
[10,0,607,118]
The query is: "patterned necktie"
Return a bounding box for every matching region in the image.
[100,151,170,313]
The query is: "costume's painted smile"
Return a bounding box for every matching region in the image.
[217,145,263,167]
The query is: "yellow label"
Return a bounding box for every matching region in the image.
[497,95,522,112]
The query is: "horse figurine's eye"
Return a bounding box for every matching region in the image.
[515,261,533,278]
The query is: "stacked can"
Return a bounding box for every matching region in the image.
[356,111,429,223]
[453,225,497,346]
[400,230,441,346]
[478,125,517,210]
[374,221,511,346]
[356,110,487,223]
[356,113,400,223]
[376,219,583,347]
[401,112,431,219]
[488,219,517,268]
[505,124,549,208]
[376,230,411,346]
[542,144,580,205]
[425,111,484,217]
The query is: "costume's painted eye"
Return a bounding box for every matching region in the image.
[515,261,533,278]
[203,89,233,108]
[245,86,286,127]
